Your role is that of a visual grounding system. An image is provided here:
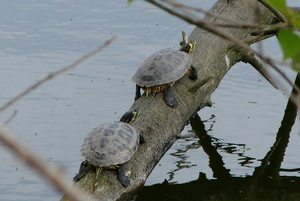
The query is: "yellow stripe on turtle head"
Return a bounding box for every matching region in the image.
[187,40,197,53]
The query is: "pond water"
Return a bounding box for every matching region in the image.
[0,0,300,200]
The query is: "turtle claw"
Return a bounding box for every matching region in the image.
[119,175,131,187]
[165,96,178,107]
[189,66,198,80]
[164,86,178,107]
[139,133,146,144]
[118,164,131,187]
[73,161,92,182]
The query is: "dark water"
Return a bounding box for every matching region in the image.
[0,0,299,200]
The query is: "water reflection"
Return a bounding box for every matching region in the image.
[167,135,200,183]
[136,74,300,200]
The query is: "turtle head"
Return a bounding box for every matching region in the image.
[120,107,140,124]
[180,39,197,54]
[186,40,197,53]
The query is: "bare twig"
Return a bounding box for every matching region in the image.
[146,0,259,55]
[4,110,18,125]
[0,121,90,201]
[257,0,287,22]
[161,0,291,30]
[146,0,300,102]
[0,36,117,200]
[182,31,188,45]
[0,36,117,113]
[240,50,278,88]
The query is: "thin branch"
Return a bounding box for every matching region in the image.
[161,0,291,30]
[182,31,188,45]
[146,0,258,55]
[250,28,279,36]
[257,0,287,22]
[0,36,117,113]
[4,110,18,125]
[146,0,300,97]
[212,22,291,30]
[240,50,278,88]
[0,121,90,201]
[0,36,117,200]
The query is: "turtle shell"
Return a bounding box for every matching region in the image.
[131,48,192,87]
[80,121,140,167]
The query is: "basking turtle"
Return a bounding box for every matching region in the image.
[73,108,145,187]
[131,40,197,107]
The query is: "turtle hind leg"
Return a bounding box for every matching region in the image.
[134,84,141,101]
[73,161,92,182]
[117,164,131,187]
[139,133,145,144]
[189,66,197,80]
[164,86,178,107]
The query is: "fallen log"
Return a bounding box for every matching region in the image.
[61,0,292,200]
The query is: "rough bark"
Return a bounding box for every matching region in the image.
[61,0,287,200]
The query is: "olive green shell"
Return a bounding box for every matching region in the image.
[80,121,140,167]
[131,48,192,87]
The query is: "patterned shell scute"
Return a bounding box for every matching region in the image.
[80,121,140,167]
[131,48,192,87]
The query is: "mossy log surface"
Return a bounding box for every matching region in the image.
[61,0,286,200]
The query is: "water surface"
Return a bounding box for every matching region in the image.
[0,0,299,200]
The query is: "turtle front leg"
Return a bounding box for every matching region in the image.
[188,66,198,81]
[164,85,178,107]
[139,133,145,144]
[117,164,131,187]
[73,161,92,182]
[134,84,141,101]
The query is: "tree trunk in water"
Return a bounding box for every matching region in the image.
[61,0,284,200]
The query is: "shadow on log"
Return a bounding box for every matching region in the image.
[60,0,295,200]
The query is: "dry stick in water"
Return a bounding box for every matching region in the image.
[0,35,117,201]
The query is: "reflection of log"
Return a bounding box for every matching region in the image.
[190,113,231,180]
[137,84,300,201]
[61,1,293,200]
[248,75,300,192]
[135,175,300,201]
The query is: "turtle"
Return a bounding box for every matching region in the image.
[73,108,145,187]
[131,40,198,107]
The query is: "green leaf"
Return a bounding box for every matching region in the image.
[291,60,300,72]
[267,0,286,10]
[277,29,300,60]
[291,12,300,28]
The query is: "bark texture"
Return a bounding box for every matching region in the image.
[61,0,284,200]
